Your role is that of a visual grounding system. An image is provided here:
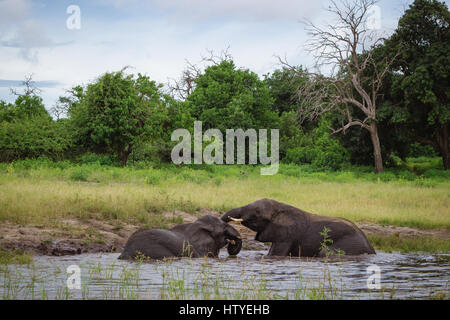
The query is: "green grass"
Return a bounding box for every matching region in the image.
[368,235,450,253]
[0,249,33,265]
[0,158,449,231]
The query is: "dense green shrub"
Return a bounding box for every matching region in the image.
[69,166,91,181]
[76,153,118,166]
[284,120,349,170]
[408,143,437,157]
[0,95,72,162]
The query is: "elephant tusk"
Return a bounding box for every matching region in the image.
[229,217,243,223]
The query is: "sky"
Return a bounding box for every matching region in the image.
[0,0,442,110]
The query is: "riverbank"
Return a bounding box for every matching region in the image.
[1,209,449,264]
[1,161,449,261]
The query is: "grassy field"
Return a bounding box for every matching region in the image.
[0,157,449,255]
[0,158,449,229]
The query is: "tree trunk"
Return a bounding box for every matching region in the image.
[118,145,132,166]
[369,121,384,174]
[121,149,131,166]
[436,123,449,170]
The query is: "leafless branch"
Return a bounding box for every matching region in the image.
[167,47,233,100]
[10,74,42,97]
[281,0,399,134]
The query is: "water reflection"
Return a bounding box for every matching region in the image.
[1,250,448,299]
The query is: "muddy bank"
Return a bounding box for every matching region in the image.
[0,209,448,256]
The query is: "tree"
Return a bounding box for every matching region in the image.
[335,50,414,166]
[168,47,233,100]
[0,81,71,161]
[9,74,42,98]
[264,66,308,115]
[68,69,167,165]
[281,0,399,173]
[187,60,278,132]
[130,97,194,163]
[384,0,450,169]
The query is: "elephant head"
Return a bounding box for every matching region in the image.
[221,199,307,243]
[186,215,242,256]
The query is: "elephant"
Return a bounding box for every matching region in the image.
[221,199,375,257]
[118,215,242,260]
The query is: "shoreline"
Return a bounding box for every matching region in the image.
[1,209,449,258]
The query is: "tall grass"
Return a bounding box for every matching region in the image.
[0,159,449,229]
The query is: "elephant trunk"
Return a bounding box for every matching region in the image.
[224,224,242,256]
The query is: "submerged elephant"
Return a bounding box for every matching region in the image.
[221,199,375,257]
[118,215,242,260]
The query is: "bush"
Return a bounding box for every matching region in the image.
[406,157,443,174]
[422,168,450,180]
[285,147,314,165]
[377,172,397,182]
[69,166,91,181]
[408,143,437,157]
[13,156,53,170]
[145,173,161,185]
[76,153,117,166]
[395,170,417,181]
[284,120,349,171]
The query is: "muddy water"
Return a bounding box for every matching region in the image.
[1,250,449,299]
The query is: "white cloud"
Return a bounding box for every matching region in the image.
[0,0,409,109]
[2,20,55,62]
[153,0,325,22]
[0,0,67,63]
[0,0,32,29]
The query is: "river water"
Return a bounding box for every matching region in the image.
[1,250,449,299]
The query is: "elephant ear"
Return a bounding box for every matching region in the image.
[255,211,291,242]
[196,222,216,237]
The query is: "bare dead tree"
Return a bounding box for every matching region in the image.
[167,46,233,100]
[50,87,83,120]
[10,74,42,97]
[50,97,70,120]
[200,45,233,66]
[280,0,399,173]
[167,59,202,100]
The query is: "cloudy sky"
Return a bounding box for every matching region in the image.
[0,0,432,109]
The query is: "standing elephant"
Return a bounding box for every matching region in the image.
[221,199,375,257]
[118,215,242,260]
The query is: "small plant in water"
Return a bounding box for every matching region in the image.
[319,227,333,261]
[319,227,346,261]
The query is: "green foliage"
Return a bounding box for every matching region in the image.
[406,156,444,174]
[68,69,170,165]
[422,168,450,180]
[0,95,72,162]
[0,249,33,265]
[0,95,50,121]
[408,143,437,157]
[284,119,349,170]
[187,60,279,132]
[367,234,450,253]
[76,153,118,166]
[383,0,450,168]
[69,166,91,182]
[130,99,194,163]
[264,66,307,115]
